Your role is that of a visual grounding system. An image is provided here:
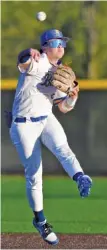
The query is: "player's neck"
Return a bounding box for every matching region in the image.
[47,56,59,66]
[50,61,58,66]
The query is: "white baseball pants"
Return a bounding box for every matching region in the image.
[10,113,83,212]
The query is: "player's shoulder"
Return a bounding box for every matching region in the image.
[40,52,48,61]
[38,53,50,68]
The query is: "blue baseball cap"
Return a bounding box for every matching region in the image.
[40,29,70,46]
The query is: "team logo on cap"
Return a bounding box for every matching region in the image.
[54,30,60,35]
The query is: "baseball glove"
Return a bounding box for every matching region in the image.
[51,65,78,96]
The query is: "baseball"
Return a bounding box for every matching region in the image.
[36,12,47,21]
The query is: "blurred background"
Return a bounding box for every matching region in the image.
[1,1,107,236]
[1,1,107,175]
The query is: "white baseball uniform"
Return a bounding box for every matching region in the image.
[10,53,83,211]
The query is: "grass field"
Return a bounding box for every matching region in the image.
[1,175,107,234]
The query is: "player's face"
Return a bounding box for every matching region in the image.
[46,39,66,48]
[43,39,66,60]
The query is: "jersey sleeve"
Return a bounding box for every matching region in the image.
[53,89,67,106]
[18,58,38,75]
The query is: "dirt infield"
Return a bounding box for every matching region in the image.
[1,233,107,249]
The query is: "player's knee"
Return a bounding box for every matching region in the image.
[26,175,42,190]
[25,165,42,189]
[54,143,75,161]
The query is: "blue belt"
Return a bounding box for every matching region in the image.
[15,116,47,123]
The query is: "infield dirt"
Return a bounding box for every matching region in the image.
[1,233,107,249]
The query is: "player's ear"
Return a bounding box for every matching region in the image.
[41,46,47,53]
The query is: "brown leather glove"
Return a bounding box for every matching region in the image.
[51,65,79,96]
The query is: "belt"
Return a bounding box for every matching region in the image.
[14,116,47,123]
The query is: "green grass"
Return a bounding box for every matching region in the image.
[1,175,107,234]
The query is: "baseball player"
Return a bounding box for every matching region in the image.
[9,29,92,245]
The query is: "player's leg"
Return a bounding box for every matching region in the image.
[10,121,44,213]
[41,113,83,177]
[10,120,59,245]
[41,113,92,197]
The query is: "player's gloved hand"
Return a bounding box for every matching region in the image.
[77,175,92,198]
[51,65,79,96]
[4,111,12,129]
